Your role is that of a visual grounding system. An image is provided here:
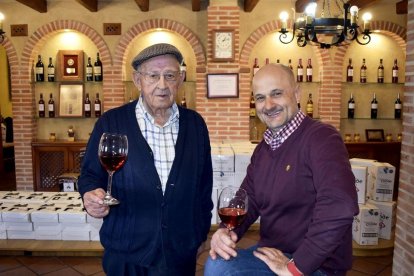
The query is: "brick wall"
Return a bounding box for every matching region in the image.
[392,0,414,274]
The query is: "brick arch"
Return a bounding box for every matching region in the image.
[115,19,206,68]
[12,20,111,190]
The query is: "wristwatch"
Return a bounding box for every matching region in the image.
[287,259,304,276]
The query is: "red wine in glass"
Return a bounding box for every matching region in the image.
[98,133,128,205]
[218,186,248,231]
[218,207,247,231]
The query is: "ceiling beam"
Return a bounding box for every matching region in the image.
[244,0,261,12]
[396,0,408,14]
[134,0,149,12]
[75,0,98,12]
[295,0,377,13]
[15,0,47,13]
[192,0,201,12]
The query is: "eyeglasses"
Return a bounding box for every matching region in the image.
[138,71,181,84]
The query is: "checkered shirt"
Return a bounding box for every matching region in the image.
[263,110,306,150]
[136,97,179,193]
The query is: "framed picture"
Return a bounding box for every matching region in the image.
[59,84,84,117]
[207,73,239,98]
[57,50,84,81]
[365,129,385,142]
[212,29,235,62]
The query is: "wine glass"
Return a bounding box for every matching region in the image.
[218,186,248,231]
[98,132,128,205]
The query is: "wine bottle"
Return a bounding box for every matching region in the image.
[180,94,187,108]
[377,58,384,83]
[288,59,293,71]
[348,93,355,119]
[48,93,55,118]
[370,93,378,119]
[47,57,55,82]
[84,93,91,117]
[35,55,45,82]
[394,93,402,119]
[360,58,367,83]
[94,53,103,82]
[276,59,280,64]
[347,58,353,82]
[306,58,313,82]
[249,92,256,118]
[180,60,187,81]
[297,58,303,82]
[306,93,313,118]
[94,93,101,117]
[86,57,93,81]
[392,59,399,84]
[253,58,260,75]
[38,93,45,118]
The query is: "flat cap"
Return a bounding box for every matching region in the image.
[131,43,183,70]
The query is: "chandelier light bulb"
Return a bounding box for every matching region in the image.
[350,5,358,25]
[0,12,4,30]
[305,2,317,17]
[279,11,289,30]
[362,12,372,31]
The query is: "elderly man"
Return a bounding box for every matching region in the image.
[205,64,359,276]
[78,43,213,276]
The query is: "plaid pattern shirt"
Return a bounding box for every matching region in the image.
[136,97,179,193]
[263,110,306,150]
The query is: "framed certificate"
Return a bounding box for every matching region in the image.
[58,50,84,81]
[59,83,84,117]
[207,73,239,98]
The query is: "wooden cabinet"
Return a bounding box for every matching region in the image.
[32,140,87,191]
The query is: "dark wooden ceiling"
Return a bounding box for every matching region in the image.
[13,0,407,14]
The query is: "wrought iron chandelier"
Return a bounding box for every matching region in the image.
[0,12,5,43]
[279,0,372,49]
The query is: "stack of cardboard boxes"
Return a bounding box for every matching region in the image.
[0,191,102,241]
[350,158,397,246]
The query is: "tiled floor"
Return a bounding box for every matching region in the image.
[0,230,393,275]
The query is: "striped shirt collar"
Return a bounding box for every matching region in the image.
[136,96,179,127]
[263,110,306,150]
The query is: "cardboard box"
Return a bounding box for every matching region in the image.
[4,221,33,231]
[367,162,396,202]
[367,199,397,240]
[88,223,102,241]
[213,171,235,189]
[21,192,54,204]
[31,204,67,223]
[6,230,35,240]
[47,192,83,204]
[211,147,234,172]
[233,147,253,173]
[58,206,86,224]
[34,228,62,240]
[352,203,380,245]
[61,227,90,241]
[351,165,367,204]
[1,206,36,223]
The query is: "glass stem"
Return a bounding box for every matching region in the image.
[107,171,114,196]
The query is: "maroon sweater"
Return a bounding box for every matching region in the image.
[237,117,359,275]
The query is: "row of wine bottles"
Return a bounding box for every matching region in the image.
[253,57,314,82]
[34,53,103,82]
[38,93,102,118]
[347,93,402,119]
[346,58,399,83]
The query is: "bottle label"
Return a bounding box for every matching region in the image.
[49,104,54,111]
[378,69,384,78]
[36,67,44,74]
[94,66,102,75]
[297,68,303,76]
[348,103,355,109]
[48,68,55,75]
[361,69,366,78]
[306,104,313,113]
[38,104,45,111]
[85,104,91,111]
[392,69,398,77]
[306,68,312,76]
[249,108,256,117]
[395,103,402,109]
[95,103,101,111]
[347,69,353,77]
[86,67,93,75]
[371,103,378,109]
